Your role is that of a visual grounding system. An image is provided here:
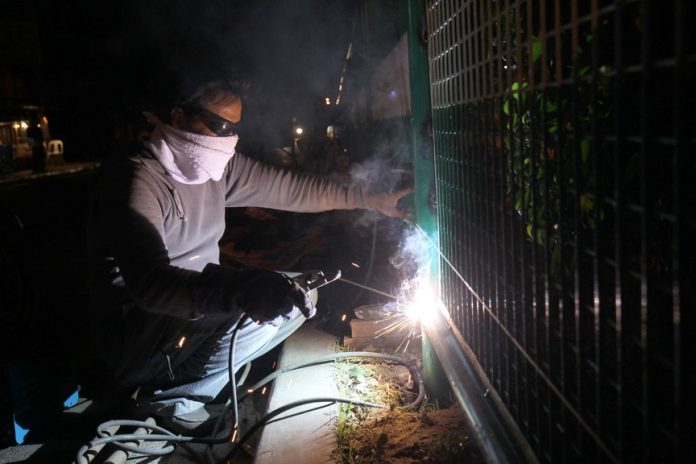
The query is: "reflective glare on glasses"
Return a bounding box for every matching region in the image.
[187,107,238,136]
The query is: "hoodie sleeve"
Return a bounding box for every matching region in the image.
[223,153,372,211]
[91,158,209,319]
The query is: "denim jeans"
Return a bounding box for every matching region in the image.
[120,306,306,417]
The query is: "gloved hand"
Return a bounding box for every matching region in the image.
[196,264,315,321]
[238,270,315,323]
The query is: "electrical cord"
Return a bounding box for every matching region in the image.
[75,319,426,464]
[238,351,425,409]
[202,312,251,463]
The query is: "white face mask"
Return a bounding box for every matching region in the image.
[142,112,239,185]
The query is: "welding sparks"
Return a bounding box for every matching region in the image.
[261,386,267,395]
[351,262,360,268]
[341,314,347,322]
[176,336,186,349]
[403,283,437,325]
[366,283,439,353]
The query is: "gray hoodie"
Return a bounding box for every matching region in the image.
[87,149,368,377]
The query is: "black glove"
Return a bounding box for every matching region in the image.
[196,264,315,321]
[238,270,315,322]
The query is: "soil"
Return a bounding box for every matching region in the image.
[334,362,485,464]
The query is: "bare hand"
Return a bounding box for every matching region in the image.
[366,187,413,218]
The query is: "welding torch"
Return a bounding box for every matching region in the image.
[292,269,342,317]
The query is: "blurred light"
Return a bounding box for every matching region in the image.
[13,123,20,129]
[341,314,347,322]
[324,97,331,105]
[295,127,303,135]
[247,389,254,394]
[404,282,437,325]
[19,121,28,129]
[176,336,186,349]
[261,386,267,395]
[351,262,360,268]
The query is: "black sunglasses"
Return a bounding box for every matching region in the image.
[185,106,238,137]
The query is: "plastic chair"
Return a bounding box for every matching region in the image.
[46,140,64,163]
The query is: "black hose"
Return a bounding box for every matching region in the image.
[76,340,426,464]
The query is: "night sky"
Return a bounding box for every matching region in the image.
[30,0,357,158]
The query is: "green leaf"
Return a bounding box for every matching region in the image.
[532,39,542,63]
[527,224,534,238]
[503,100,510,115]
[536,229,546,246]
[580,138,591,164]
[511,82,520,101]
[580,194,593,213]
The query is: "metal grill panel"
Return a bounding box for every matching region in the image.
[425,1,695,462]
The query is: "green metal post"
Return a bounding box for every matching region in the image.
[401,0,451,405]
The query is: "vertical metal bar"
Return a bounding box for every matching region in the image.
[470,0,483,369]
[672,1,684,461]
[612,3,625,461]
[461,1,472,354]
[639,2,651,462]
[569,0,584,457]
[552,1,571,458]
[489,0,503,395]
[589,0,602,459]
[512,0,530,436]
[503,0,518,420]
[533,2,544,458]
[554,0,563,86]
[478,0,491,384]
[497,0,512,407]
[538,2,557,459]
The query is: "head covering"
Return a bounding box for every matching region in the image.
[142,112,238,184]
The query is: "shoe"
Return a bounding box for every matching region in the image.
[156,403,231,437]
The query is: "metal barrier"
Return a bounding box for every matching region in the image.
[424,0,695,462]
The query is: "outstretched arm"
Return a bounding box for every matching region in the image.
[364,187,413,218]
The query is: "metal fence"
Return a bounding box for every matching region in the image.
[425,0,695,462]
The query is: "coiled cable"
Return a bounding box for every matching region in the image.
[75,320,425,464]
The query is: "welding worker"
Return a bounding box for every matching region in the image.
[87,71,410,435]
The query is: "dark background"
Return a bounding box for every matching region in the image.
[30,0,358,158]
[1,0,412,454]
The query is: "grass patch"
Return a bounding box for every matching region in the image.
[332,356,484,464]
